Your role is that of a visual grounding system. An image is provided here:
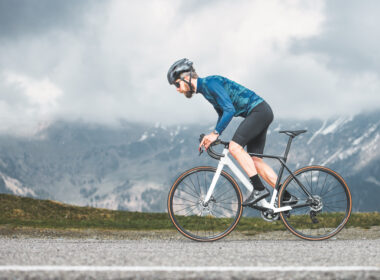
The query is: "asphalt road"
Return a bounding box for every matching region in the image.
[0,237,380,279]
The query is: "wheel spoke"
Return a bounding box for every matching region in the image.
[324,204,345,212]
[289,181,308,198]
[175,204,197,214]
[173,203,191,206]
[281,167,351,240]
[169,168,242,241]
[310,170,314,195]
[187,175,202,197]
[212,208,230,218]
[303,172,312,192]
[178,187,199,200]
[212,179,229,199]
[215,203,236,213]
[217,195,237,203]
[174,195,197,204]
[196,171,204,198]
[322,191,346,200]
[321,184,340,196]
[182,204,199,216]
[319,173,329,197]
[182,179,200,198]
[316,170,321,192]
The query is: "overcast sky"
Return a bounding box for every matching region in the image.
[0,0,379,135]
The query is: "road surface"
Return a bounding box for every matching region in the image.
[0,236,379,279]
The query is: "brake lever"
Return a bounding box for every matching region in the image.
[198,133,205,156]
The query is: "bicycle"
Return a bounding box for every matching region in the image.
[167,130,352,242]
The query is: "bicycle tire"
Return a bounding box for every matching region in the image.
[278,166,352,241]
[168,166,243,242]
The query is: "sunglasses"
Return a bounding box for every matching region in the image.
[174,81,181,88]
[174,77,187,88]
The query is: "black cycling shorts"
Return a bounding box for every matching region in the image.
[231,101,273,156]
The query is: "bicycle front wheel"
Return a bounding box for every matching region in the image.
[168,166,243,242]
[278,166,352,240]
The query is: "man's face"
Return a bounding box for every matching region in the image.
[175,78,193,98]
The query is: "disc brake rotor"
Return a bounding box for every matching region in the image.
[310,195,323,212]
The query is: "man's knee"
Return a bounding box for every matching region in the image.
[252,156,263,168]
[229,141,244,155]
[252,156,263,163]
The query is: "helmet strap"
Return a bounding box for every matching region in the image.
[181,70,195,94]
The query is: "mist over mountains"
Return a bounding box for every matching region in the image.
[0,110,379,213]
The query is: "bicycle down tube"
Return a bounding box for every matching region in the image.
[204,148,292,213]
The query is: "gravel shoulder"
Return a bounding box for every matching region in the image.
[1,225,379,240]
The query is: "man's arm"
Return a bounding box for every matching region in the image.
[215,108,222,129]
[208,79,235,135]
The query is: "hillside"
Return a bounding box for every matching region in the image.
[1,194,379,234]
[0,110,379,212]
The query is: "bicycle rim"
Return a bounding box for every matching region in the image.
[168,166,243,242]
[279,166,352,240]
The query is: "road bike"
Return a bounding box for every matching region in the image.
[167,130,352,242]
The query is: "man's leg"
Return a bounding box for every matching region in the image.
[229,141,258,177]
[252,156,277,188]
[229,141,270,205]
[230,102,274,206]
[253,156,297,203]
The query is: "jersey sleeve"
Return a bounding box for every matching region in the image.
[208,79,236,134]
[215,107,222,125]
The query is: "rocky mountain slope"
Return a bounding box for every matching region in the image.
[0,110,379,212]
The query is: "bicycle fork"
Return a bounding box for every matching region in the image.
[203,149,292,213]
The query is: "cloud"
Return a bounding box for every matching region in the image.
[285,0,380,117]
[0,0,101,40]
[5,72,62,110]
[292,0,380,74]
[0,0,379,135]
[0,72,62,135]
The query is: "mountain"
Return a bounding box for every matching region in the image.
[0,110,379,212]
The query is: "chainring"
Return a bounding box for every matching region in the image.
[261,210,279,222]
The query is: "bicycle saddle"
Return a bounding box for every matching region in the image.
[279,130,307,137]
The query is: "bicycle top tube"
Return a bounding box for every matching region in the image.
[199,134,283,161]
[199,129,308,161]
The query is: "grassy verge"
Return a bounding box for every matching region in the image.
[0,194,172,230]
[0,194,379,233]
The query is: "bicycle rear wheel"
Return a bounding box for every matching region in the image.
[168,166,243,242]
[278,166,352,240]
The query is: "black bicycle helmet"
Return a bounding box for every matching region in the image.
[167,58,194,85]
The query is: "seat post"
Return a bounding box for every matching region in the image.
[283,135,294,162]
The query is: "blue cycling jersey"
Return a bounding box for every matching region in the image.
[196,75,264,135]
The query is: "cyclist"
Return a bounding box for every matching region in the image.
[167,58,297,206]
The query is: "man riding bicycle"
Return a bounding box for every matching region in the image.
[167,58,297,206]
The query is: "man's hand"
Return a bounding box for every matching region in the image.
[199,132,219,150]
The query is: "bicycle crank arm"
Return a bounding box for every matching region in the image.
[273,206,292,213]
[258,199,292,213]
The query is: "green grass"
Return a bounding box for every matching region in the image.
[0,194,172,230]
[0,194,379,232]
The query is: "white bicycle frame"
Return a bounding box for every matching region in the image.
[204,148,292,213]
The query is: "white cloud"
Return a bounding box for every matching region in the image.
[5,72,62,109]
[0,72,62,135]
[62,0,325,123]
[0,0,379,135]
